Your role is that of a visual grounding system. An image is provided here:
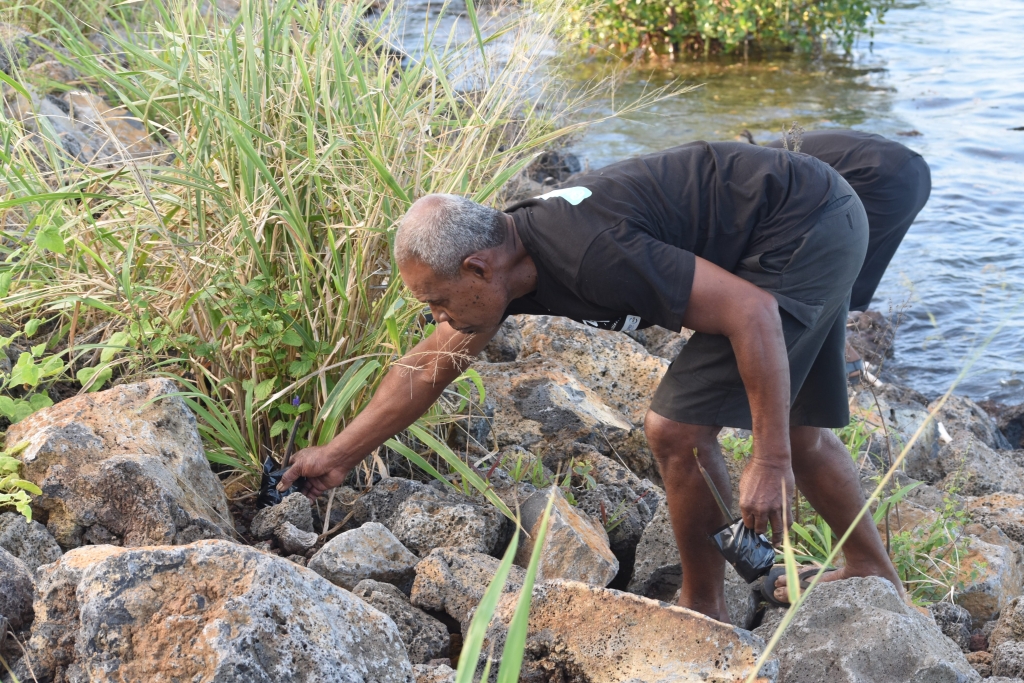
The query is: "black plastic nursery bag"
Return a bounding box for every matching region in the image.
[710,518,776,584]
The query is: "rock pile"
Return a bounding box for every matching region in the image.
[3,313,1023,681]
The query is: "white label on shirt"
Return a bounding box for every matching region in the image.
[534,186,592,205]
[621,315,641,332]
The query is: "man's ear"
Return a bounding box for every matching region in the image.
[462,253,491,280]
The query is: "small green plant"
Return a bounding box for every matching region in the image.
[721,432,753,461]
[0,442,41,520]
[0,324,61,423]
[834,416,876,460]
[888,470,975,605]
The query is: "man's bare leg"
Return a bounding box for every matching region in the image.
[644,410,731,622]
[774,425,905,602]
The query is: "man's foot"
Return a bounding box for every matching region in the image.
[676,592,731,624]
[772,562,907,605]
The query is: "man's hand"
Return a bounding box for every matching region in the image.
[278,444,351,501]
[738,458,796,545]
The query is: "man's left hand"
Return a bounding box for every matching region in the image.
[738,459,796,546]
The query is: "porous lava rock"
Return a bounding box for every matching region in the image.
[309,522,419,590]
[411,547,526,631]
[0,511,62,570]
[485,580,778,682]
[753,576,980,682]
[13,540,413,682]
[352,579,450,664]
[514,486,618,587]
[6,379,233,549]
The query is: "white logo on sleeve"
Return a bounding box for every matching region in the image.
[534,186,592,205]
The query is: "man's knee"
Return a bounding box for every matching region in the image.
[644,410,720,465]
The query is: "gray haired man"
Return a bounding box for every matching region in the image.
[281,139,909,620]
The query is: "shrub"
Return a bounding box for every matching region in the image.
[554,0,893,57]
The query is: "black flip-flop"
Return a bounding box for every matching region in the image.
[756,565,836,607]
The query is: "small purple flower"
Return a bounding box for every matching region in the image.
[292,396,300,407]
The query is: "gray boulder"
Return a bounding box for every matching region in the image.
[753,577,980,682]
[0,511,62,570]
[352,579,450,664]
[5,379,233,549]
[968,492,1024,545]
[14,540,412,682]
[350,477,508,557]
[250,492,314,540]
[411,547,526,631]
[995,642,1024,679]
[412,662,456,683]
[309,522,419,590]
[930,602,973,653]
[0,547,33,631]
[276,521,319,554]
[391,495,506,557]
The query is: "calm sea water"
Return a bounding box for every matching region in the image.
[567,0,1024,404]
[400,0,1024,404]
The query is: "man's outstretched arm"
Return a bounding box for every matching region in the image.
[279,322,498,499]
[682,257,795,543]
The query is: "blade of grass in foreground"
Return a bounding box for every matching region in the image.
[455,489,556,682]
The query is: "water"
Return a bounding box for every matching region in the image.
[567,0,1024,404]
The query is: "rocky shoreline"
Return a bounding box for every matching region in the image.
[2,315,1024,682]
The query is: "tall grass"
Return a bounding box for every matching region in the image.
[0,0,665,491]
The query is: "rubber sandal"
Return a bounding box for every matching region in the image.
[757,565,836,607]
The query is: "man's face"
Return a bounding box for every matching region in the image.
[398,256,508,336]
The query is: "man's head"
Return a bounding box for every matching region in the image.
[395,194,513,335]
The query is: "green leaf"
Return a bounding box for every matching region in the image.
[35,224,66,254]
[281,328,304,347]
[31,342,47,358]
[497,491,555,682]
[255,377,277,402]
[0,271,11,297]
[28,393,53,410]
[24,318,43,337]
[39,355,65,377]
[0,396,35,423]
[0,455,22,474]
[77,366,113,392]
[270,420,290,438]
[9,353,41,388]
[101,331,129,363]
[455,531,519,683]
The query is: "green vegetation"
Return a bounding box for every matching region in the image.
[0,441,39,520]
[555,0,893,56]
[0,0,666,499]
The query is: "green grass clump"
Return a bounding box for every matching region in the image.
[0,0,655,489]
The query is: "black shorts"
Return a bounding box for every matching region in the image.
[650,172,869,429]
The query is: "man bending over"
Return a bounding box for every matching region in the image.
[281,138,916,620]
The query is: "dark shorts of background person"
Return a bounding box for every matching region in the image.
[848,154,930,311]
[765,130,931,312]
[649,170,869,430]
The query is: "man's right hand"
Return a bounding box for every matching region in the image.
[278,444,351,501]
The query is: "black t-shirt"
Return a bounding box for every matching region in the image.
[502,141,836,332]
[765,129,920,205]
